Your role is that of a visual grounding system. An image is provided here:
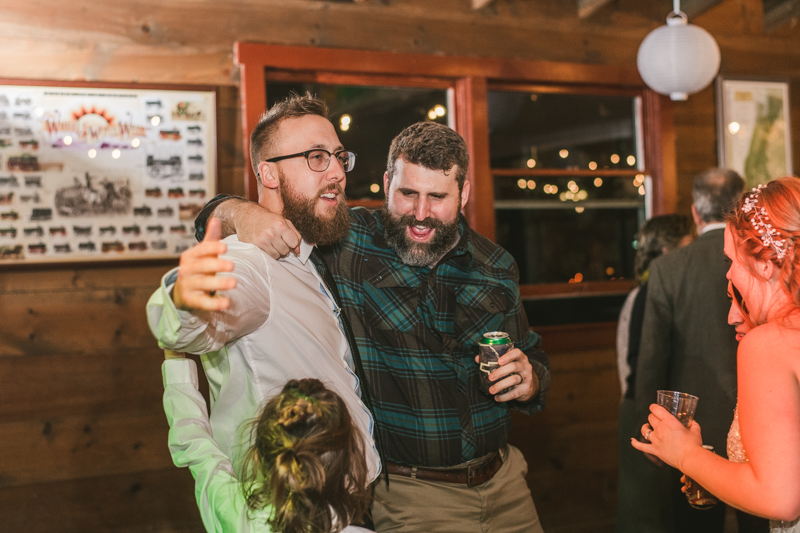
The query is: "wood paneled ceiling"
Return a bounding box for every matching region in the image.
[463,0,799,32]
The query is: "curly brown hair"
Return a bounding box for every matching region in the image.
[240,378,371,533]
[386,122,469,195]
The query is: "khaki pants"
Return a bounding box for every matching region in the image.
[372,445,543,533]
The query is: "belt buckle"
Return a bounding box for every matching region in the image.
[466,462,479,488]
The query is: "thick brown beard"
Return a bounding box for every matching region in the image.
[380,204,460,267]
[279,180,350,246]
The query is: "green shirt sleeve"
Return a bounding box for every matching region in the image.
[162,358,274,532]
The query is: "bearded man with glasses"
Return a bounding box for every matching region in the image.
[146,94,381,531]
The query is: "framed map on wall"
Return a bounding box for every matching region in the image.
[0,80,216,265]
[717,78,792,189]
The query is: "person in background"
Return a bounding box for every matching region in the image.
[615,213,693,533]
[163,350,373,533]
[146,94,381,527]
[617,214,694,396]
[634,176,800,533]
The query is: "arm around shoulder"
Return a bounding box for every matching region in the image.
[199,196,301,259]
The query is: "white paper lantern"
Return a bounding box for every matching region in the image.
[637,11,721,101]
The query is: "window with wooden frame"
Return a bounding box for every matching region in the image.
[235,43,677,325]
[262,72,454,206]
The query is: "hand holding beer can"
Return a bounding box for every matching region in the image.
[478,331,516,395]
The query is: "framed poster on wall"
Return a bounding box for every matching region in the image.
[717,78,792,189]
[0,80,216,265]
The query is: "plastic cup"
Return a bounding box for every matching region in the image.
[657,390,699,427]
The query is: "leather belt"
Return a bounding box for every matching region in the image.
[385,450,504,488]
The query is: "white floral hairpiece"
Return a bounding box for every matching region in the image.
[741,184,788,261]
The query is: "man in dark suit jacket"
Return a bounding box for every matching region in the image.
[635,169,767,533]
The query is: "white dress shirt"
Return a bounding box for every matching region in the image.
[147,236,380,492]
[616,285,640,397]
[701,222,727,235]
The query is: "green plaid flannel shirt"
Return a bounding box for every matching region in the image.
[321,208,550,467]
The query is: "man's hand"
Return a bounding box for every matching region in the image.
[215,200,301,259]
[173,218,236,311]
[474,348,538,403]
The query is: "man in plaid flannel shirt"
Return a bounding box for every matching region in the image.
[198,117,550,532]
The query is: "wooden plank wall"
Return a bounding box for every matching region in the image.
[0,89,241,531]
[0,264,201,532]
[511,322,620,533]
[0,0,798,531]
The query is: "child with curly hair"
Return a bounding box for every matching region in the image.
[163,354,373,533]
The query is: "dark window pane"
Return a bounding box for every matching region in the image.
[523,294,628,326]
[489,89,645,287]
[266,82,450,200]
[495,207,643,285]
[488,91,639,171]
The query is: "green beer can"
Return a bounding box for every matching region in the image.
[478,331,514,395]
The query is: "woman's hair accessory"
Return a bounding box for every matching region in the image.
[276,398,318,428]
[741,184,788,261]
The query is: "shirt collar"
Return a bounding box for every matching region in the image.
[701,222,727,235]
[372,216,391,250]
[442,216,473,269]
[297,239,314,264]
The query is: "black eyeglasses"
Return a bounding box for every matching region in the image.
[265,149,356,173]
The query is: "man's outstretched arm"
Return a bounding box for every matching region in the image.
[147,218,271,354]
[195,195,301,259]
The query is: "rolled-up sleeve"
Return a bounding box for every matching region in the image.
[146,241,272,354]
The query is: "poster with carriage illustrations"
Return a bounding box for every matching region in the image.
[0,81,216,264]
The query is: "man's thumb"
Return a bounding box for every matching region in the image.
[205,218,222,242]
